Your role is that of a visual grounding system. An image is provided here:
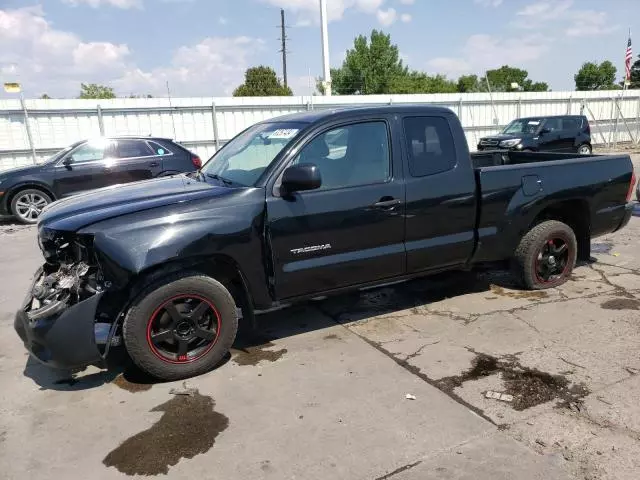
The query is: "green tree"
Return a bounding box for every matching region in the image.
[627,56,640,89]
[233,66,292,96]
[331,30,408,95]
[389,72,457,94]
[457,75,481,93]
[574,61,617,90]
[40,93,51,99]
[481,65,549,92]
[79,83,116,99]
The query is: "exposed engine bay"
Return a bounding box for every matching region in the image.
[27,262,99,322]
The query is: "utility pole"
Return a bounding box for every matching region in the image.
[280,9,288,88]
[319,0,331,96]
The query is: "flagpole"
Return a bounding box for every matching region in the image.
[615,29,631,148]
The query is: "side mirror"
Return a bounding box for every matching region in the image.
[62,156,73,166]
[281,163,321,195]
[539,128,551,136]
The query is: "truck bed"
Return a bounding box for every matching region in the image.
[470,150,597,168]
[470,152,634,265]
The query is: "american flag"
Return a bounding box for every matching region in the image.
[625,34,633,85]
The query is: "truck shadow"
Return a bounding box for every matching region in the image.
[235,269,519,351]
[19,268,556,391]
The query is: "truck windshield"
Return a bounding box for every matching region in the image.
[502,118,543,135]
[201,122,305,186]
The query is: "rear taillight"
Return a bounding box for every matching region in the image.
[626,171,636,202]
[191,155,202,169]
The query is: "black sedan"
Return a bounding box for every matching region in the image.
[0,136,202,224]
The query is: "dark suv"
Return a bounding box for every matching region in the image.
[0,136,202,224]
[477,115,591,155]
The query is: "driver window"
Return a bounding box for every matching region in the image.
[292,121,390,191]
[227,137,289,172]
[69,142,108,163]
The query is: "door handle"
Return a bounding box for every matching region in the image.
[149,162,159,167]
[373,198,401,209]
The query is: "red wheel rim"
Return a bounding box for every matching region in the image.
[146,294,221,364]
[533,235,572,284]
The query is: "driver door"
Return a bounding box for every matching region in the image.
[266,119,406,300]
[53,139,116,197]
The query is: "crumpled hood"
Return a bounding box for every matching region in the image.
[38,175,234,232]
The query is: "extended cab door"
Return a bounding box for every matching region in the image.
[401,113,477,272]
[266,118,406,300]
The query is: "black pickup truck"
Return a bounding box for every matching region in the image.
[14,105,635,381]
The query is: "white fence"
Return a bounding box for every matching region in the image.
[1,90,639,171]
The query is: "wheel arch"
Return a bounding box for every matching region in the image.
[99,253,257,334]
[6,182,56,214]
[528,199,591,261]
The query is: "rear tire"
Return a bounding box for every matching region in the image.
[123,271,238,381]
[577,144,592,155]
[512,220,577,290]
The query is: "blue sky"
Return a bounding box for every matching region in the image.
[0,0,638,98]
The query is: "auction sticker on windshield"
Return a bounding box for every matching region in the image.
[528,121,540,125]
[268,129,299,139]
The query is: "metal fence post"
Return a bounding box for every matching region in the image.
[20,94,37,165]
[517,97,522,118]
[612,96,621,149]
[212,102,220,151]
[458,97,463,120]
[566,96,572,115]
[97,104,105,136]
[635,96,640,145]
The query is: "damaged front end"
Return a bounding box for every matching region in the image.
[14,228,118,369]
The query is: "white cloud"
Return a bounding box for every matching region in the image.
[261,0,384,24]
[565,11,619,37]
[0,6,130,96]
[426,33,549,77]
[399,0,415,4]
[400,13,412,23]
[62,0,142,9]
[376,8,397,26]
[219,16,228,25]
[0,6,263,98]
[114,37,265,97]
[474,0,503,7]
[513,0,617,37]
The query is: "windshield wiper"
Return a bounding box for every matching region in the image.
[206,173,234,186]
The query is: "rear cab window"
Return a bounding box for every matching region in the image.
[403,116,456,177]
[115,139,155,159]
[147,141,173,156]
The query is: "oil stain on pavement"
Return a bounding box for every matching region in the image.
[103,391,228,475]
[436,352,589,412]
[232,334,287,366]
[601,298,640,310]
[111,370,153,393]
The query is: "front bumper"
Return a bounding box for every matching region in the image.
[14,268,105,369]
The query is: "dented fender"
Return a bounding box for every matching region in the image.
[78,189,273,307]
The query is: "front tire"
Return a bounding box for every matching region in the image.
[10,188,52,224]
[123,272,238,381]
[512,220,577,290]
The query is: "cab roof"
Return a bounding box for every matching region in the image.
[262,104,454,124]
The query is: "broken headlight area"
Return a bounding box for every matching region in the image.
[38,228,95,265]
